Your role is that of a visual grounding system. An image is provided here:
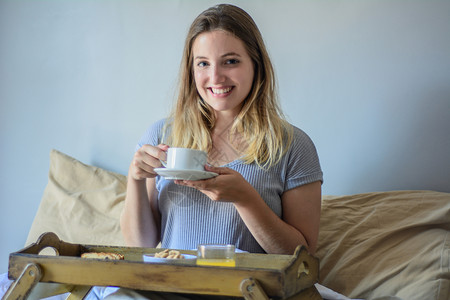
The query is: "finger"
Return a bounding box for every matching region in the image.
[132,152,158,176]
[130,159,156,180]
[175,179,206,190]
[157,143,170,152]
[204,164,230,175]
[133,168,156,180]
[134,158,156,174]
[156,144,169,164]
[175,179,196,186]
[141,144,167,167]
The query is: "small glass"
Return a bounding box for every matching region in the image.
[196,244,236,267]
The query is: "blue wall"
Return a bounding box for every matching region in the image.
[1,0,449,273]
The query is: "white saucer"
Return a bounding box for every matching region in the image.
[154,168,218,180]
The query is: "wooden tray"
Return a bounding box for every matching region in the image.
[4,232,322,300]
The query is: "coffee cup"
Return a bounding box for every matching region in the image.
[161,148,207,171]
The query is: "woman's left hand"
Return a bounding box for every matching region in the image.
[174,165,254,203]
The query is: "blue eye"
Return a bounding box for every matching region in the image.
[197,61,208,67]
[226,59,239,65]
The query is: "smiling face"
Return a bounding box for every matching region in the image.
[192,30,254,119]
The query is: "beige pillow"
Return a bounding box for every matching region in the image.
[26,149,127,247]
[316,190,450,300]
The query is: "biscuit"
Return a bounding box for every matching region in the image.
[81,252,124,260]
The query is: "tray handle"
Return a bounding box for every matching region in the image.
[19,232,82,257]
[282,245,320,296]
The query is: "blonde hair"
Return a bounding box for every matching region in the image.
[164,4,292,168]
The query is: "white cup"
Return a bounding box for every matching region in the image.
[162,148,207,171]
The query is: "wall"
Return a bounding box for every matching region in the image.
[1,0,449,273]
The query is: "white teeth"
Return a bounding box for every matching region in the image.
[211,87,232,94]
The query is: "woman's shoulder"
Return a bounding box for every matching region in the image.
[149,118,169,131]
[143,118,173,136]
[287,123,315,144]
[136,118,169,148]
[285,123,319,155]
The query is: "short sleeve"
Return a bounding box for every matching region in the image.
[135,119,167,152]
[284,126,323,191]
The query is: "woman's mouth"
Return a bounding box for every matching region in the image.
[209,87,233,95]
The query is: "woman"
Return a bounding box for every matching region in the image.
[120,4,323,257]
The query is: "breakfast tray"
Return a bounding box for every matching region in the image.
[3,232,322,300]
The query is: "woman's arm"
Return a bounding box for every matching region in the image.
[279,181,321,254]
[235,180,321,255]
[232,180,321,255]
[120,144,167,247]
[176,165,321,255]
[120,176,160,247]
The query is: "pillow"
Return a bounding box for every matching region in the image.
[26,149,127,247]
[27,150,450,299]
[316,190,450,300]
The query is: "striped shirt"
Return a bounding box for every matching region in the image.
[137,119,323,253]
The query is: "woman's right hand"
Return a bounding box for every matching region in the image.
[129,144,169,180]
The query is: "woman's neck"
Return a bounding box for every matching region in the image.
[209,114,246,166]
[213,110,237,132]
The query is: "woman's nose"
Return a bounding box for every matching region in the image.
[210,65,225,84]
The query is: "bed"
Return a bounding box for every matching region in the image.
[2,149,449,299]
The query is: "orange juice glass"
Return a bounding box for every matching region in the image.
[196,244,236,267]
